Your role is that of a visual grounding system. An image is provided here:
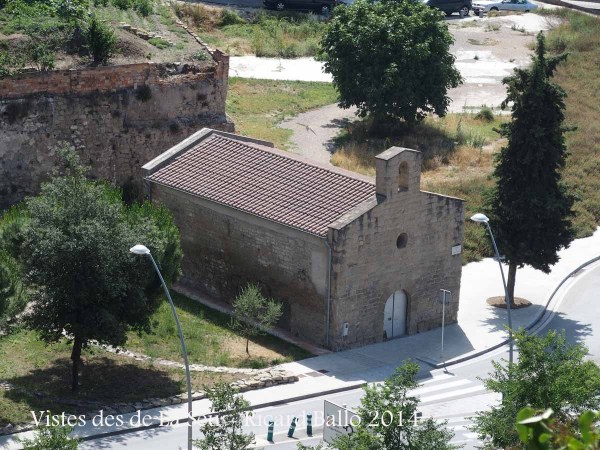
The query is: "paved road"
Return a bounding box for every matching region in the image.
[69,262,600,450]
[78,369,493,449]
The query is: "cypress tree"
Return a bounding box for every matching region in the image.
[489,32,574,306]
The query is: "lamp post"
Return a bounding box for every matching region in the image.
[470,214,514,367]
[130,244,193,450]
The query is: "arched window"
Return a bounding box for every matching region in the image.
[398,161,409,191]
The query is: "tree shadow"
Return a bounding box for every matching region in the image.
[478,307,594,347]
[325,117,459,165]
[2,356,184,425]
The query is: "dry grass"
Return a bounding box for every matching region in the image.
[540,10,600,238]
[330,113,507,263]
[172,3,325,57]
[331,113,506,178]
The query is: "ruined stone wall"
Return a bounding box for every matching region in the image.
[150,184,330,345]
[0,57,232,208]
[328,149,464,350]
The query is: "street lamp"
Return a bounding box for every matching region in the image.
[130,244,193,450]
[470,214,514,367]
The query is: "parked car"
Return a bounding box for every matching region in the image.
[472,0,538,14]
[263,0,337,14]
[422,0,472,16]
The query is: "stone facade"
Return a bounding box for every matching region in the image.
[0,56,232,209]
[327,148,464,349]
[151,185,329,343]
[145,130,464,351]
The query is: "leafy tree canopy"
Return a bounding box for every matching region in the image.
[330,362,457,450]
[516,407,600,449]
[194,382,255,450]
[472,329,600,449]
[232,283,282,355]
[8,145,182,390]
[20,423,79,450]
[318,0,462,124]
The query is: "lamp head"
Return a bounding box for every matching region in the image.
[130,244,151,255]
[470,213,490,224]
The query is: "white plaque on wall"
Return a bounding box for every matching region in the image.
[451,245,462,256]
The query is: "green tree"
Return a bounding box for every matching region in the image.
[318,0,461,126]
[15,145,182,391]
[516,407,600,449]
[232,284,282,355]
[328,362,456,450]
[20,423,78,450]
[194,382,255,450]
[86,15,116,65]
[0,205,29,327]
[488,32,574,306]
[472,329,600,449]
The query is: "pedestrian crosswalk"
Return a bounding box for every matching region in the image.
[408,371,497,449]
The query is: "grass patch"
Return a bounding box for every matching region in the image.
[173,4,326,57]
[148,36,170,49]
[226,77,338,148]
[0,0,209,72]
[125,291,312,369]
[0,329,241,427]
[538,10,600,237]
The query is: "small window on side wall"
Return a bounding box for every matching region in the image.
[396,233,408,249]
[398,161,409,191]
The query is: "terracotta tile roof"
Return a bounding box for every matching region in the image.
[146,132,375,236]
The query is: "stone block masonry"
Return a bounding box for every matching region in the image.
[0,56,233,209]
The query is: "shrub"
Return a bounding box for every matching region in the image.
[86,15,117,65]
[111,0,131,9]
[192,50,209,61]
[24,39,56,71]
[0,51,16,78]
[475,106,495,122]
[135,85,152,102]
[148,37,170,49]
[219,8,246,26]
[173,3,213,29]
[51,0,90,20]
[134,0,152,16]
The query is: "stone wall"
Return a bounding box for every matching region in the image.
[0,57,232,209]
[150,184,330,345]
[327,148,464,349]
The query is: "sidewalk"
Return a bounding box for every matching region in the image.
[277,228,600,382]
[1,229,598,448]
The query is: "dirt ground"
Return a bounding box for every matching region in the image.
[230,12,562,112]
[447,12,562,111]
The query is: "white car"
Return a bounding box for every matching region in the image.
[472,0,538,14]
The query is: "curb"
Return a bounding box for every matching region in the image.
[78,382,366,443]
[422,255,600,370]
